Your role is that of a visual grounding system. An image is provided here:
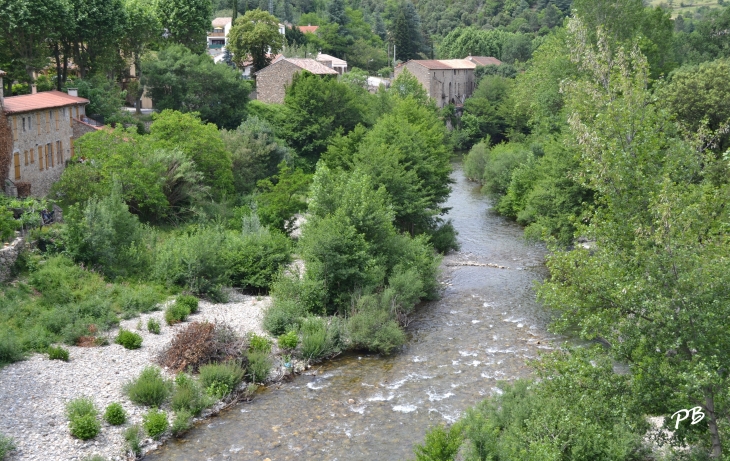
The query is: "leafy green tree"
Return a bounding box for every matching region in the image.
[540,18,730,458]
[222,116,290,195]
[65,76,126,122]
[281,71,366,165]
[67,0,127,77]
[0,0,67,81]
[149,110,234,198]
[438,27,509,60]
[389,68,429,105]
[156,0,211,53]
[228,9,284,72]
[141,45,251,129]
[657,58,730,152]
[121,0,162,113]
[255,162,311,234]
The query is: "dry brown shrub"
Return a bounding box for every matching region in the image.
[158,321,245,373]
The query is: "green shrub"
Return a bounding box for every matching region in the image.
[347,306,406,355]
[116,329,142,350]
[81,456,107,461]
[147,317,161,334]
[153,227,228,299]
[0,332,24,365]
[412,423,463,461]
[0,433,15,459]
[199,362,245,397]
[48,345,70,361]
[248,333,272,353]
[142,408,168,440]
[428,220,460,254]
[171,409,193,437]
[299,316,342,361]
[124,367,171,407]
[175,294,199,314]
[463,141,489,182]
[64,182,147,279]
[164,303,190,325]
[171,373,211,416]
[123,425,143,456]
[482,142,532,197]
[66,397,100,440]
[246,351,272,383]
[223,228,292,291]
[277,330,298,350]
[118,284,164,316]
[263,297,307,336]
[103,402,126,426]
[70,414,101,440]
[0,207,19,243]
[66,396,97,420]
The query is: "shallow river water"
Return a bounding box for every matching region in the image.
[147,163,557,461]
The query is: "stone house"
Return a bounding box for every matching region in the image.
[394,56,502,109]
[316,53,348,75]
[1,81,94,197]
[255,58,338,104]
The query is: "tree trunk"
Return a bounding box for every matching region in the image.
[53,42,63,91]
[705,390,723,458]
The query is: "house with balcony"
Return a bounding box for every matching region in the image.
[208,17,233,50]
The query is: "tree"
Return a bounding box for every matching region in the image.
[121,0,162,113]
[255,162,311,234]
[0,0,66,81]
[149,110,235,198]
[67,0,127,77]
[540,18,730,458]
[141,45,251,129]
[156,0,211,53]
[227,9,284,73]
[221,116,290,195]
[281,71,367,165]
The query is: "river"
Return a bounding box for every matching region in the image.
[147,163,556,461]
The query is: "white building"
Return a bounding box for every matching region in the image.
[316,53,347,74]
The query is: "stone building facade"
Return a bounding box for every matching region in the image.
[2,89,91,197]
[394,56,502,109]
[255,58,338,104]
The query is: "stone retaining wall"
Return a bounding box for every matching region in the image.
[0,234,24,283]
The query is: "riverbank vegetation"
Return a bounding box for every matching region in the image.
[415,1,730,460]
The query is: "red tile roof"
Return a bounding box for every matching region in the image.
[3,90,89,115]
[298,25,319,34]
[467,56,502,66]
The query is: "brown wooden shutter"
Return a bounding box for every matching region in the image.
[39,145,44,170]
[37,113,41,134]
[14,152,21,180]
[24,150,28,166]
[55,110,59,130]
[30,148,35,164]
[45,111,50,132]
[49,143,54,167]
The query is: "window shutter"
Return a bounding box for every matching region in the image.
[14,153,21,180]
[55,110,59,130]
[39,145,44,170]
[37,113,41,135]
[30,148,35,164]
[46,111,50,132]
[24,150,28,166]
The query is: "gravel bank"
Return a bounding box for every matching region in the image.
[0,290,270,461]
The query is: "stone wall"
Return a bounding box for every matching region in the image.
[395,63,476,109]
[0,234,24,283]
[72,117,98,139]
[256,60,302,104]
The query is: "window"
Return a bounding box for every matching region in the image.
[24,150,28,166]
[39,145,44,171]
[30,147,35,164]
[48,142,54,167]
[54,110,59,130]
[46,111,50,132]
[37,113,41,135]
[28,116,32,130]
[57,140,63,165]
[22,117,26,132]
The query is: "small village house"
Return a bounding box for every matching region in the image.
[394,56,502,109]
[255,58,338,104]
[315,53,348,75]
[1,71,95,197]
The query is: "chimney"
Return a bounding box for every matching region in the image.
[67,88,78,97]
[0,69,5,106]
[31,84,37,94]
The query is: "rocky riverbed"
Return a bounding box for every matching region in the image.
[0,290,270,461]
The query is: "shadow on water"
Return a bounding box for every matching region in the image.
[146,163,559,461]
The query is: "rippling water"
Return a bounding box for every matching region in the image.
[147,163,556,461]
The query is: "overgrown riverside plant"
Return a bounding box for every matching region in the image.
[277,330,298,351]
[103,403,126,426]
[199,362,245,397]
[142,408,168,440]
[147,317,161,334]
[248,333,272,353]
[116,329,143,350]
[171,373,211,416]
[171,409,193,437]
[245,351,272,383]
[65,397,101,440]
[123,425,143,457]
[124,367,171,407]
[175,295,198,314]
[164,302,190,325]
[47,345,69,361]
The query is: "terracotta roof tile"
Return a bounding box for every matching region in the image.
[284,58,338,74]
[3,90,89,115]
[298,25,319,34]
